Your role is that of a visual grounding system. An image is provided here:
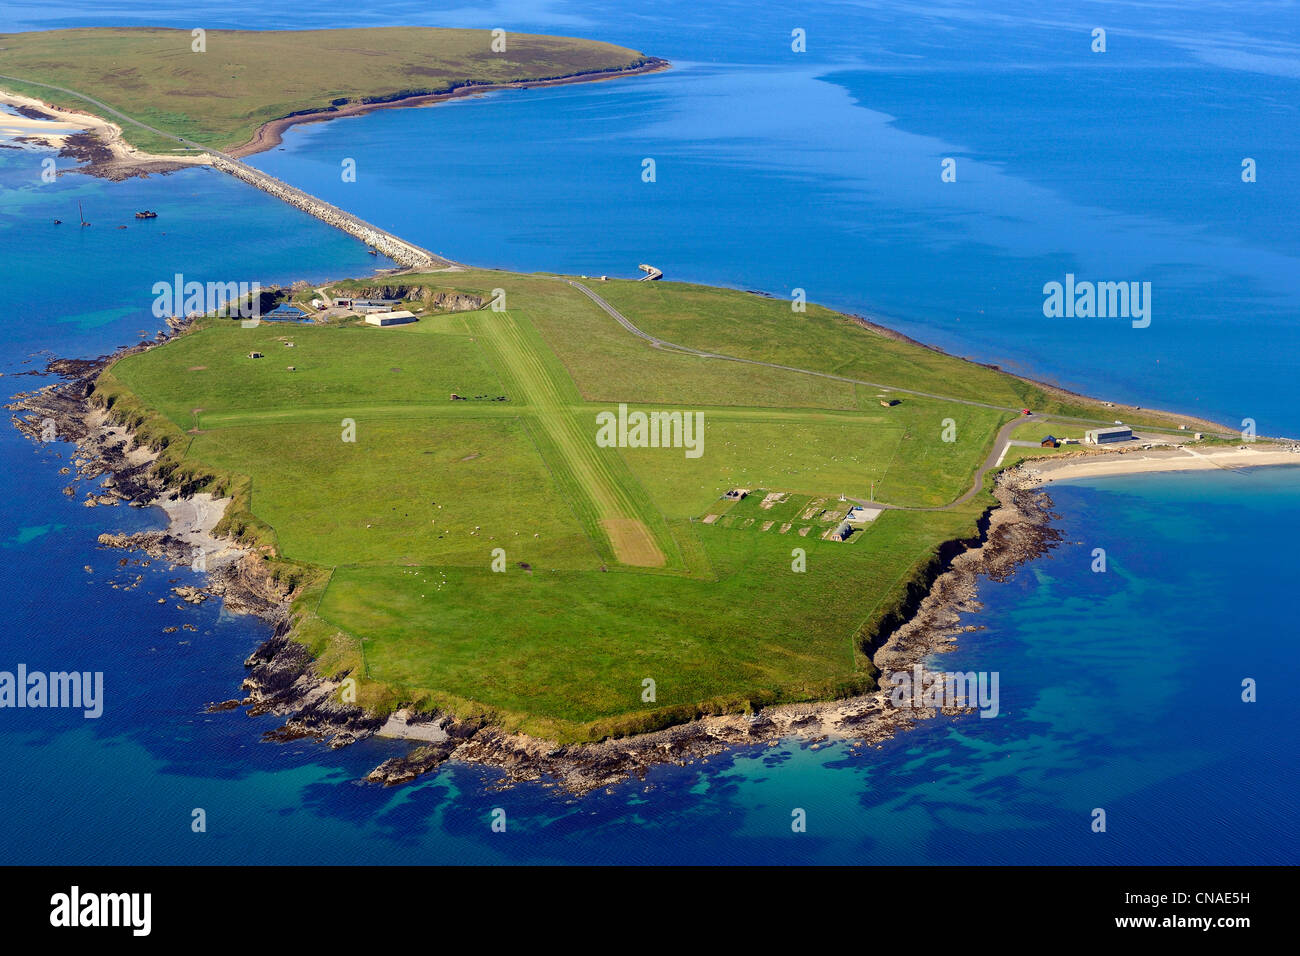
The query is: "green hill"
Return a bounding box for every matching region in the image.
[0,26,653,153]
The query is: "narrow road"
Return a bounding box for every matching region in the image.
[2,69,1232,504]
[0,72,209,154]
[556,276,1054,512]
[850,415,1038,513]
[557,277,1204,437]
[0,68,1231,442]
[1,73,448,268]
[559,278,1024,415]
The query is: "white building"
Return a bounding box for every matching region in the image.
[365,310,417,327]
[1085,425,1133,444]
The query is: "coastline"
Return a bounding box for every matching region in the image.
[0,90,213,180]
[225,459,1068,793]
[848,313,1234,438]
[5,341,288,613]
[0,57,670,180]
[11,316,1298,793]
[226,57,671,158]
[6,48,1292,794]
[1029,445,1300,482]
[7,336,1063,794]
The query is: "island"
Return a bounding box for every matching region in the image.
[18,265,1270,788]
[0,26,662,157]
[5,26,1292,792]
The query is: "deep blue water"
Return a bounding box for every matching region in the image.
[1,0,1296,864]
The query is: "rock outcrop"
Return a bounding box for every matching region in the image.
[336,286,483,311]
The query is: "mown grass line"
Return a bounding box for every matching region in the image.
[471,313,616,564]
[492,314,682,565]
[198,403,526,429]
[514,415,612,567]
[95,269,1062,737]
[471,310,682,568]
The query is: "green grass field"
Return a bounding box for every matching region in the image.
[0,27,651,153]
[582,278,1227,432]
[98,270,1197,740]
[319,507,975,739]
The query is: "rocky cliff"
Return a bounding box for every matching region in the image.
[336,286,483,311]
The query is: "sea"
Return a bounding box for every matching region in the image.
[0,0,1295,864]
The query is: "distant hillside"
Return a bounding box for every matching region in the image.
[0,26,656,153]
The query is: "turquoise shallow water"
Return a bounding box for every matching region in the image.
[1,457,1293,864]
[0,0,1296,863]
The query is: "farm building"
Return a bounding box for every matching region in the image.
[1085,425,1133,444]
[831,521,853,542]
[364,310,418,327]
[331,297,353,309]
[1040,435,1059,448]
[248,351,263,359]
[879,399,900,407]
[353,299,400,314]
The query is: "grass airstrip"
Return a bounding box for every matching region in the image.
[99,271,1188,740]
[5,25,1226,742]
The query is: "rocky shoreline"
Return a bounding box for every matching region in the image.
[6,334,291,619]
[7,337,1063,796]
[0,92,213,181]
[357,472,1062,793]
[54,129,199,182]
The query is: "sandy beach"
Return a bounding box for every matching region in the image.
[1028,443,1300,482]
[0,109,85,138]
[1,59,668,177]
[0,90,212,177]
